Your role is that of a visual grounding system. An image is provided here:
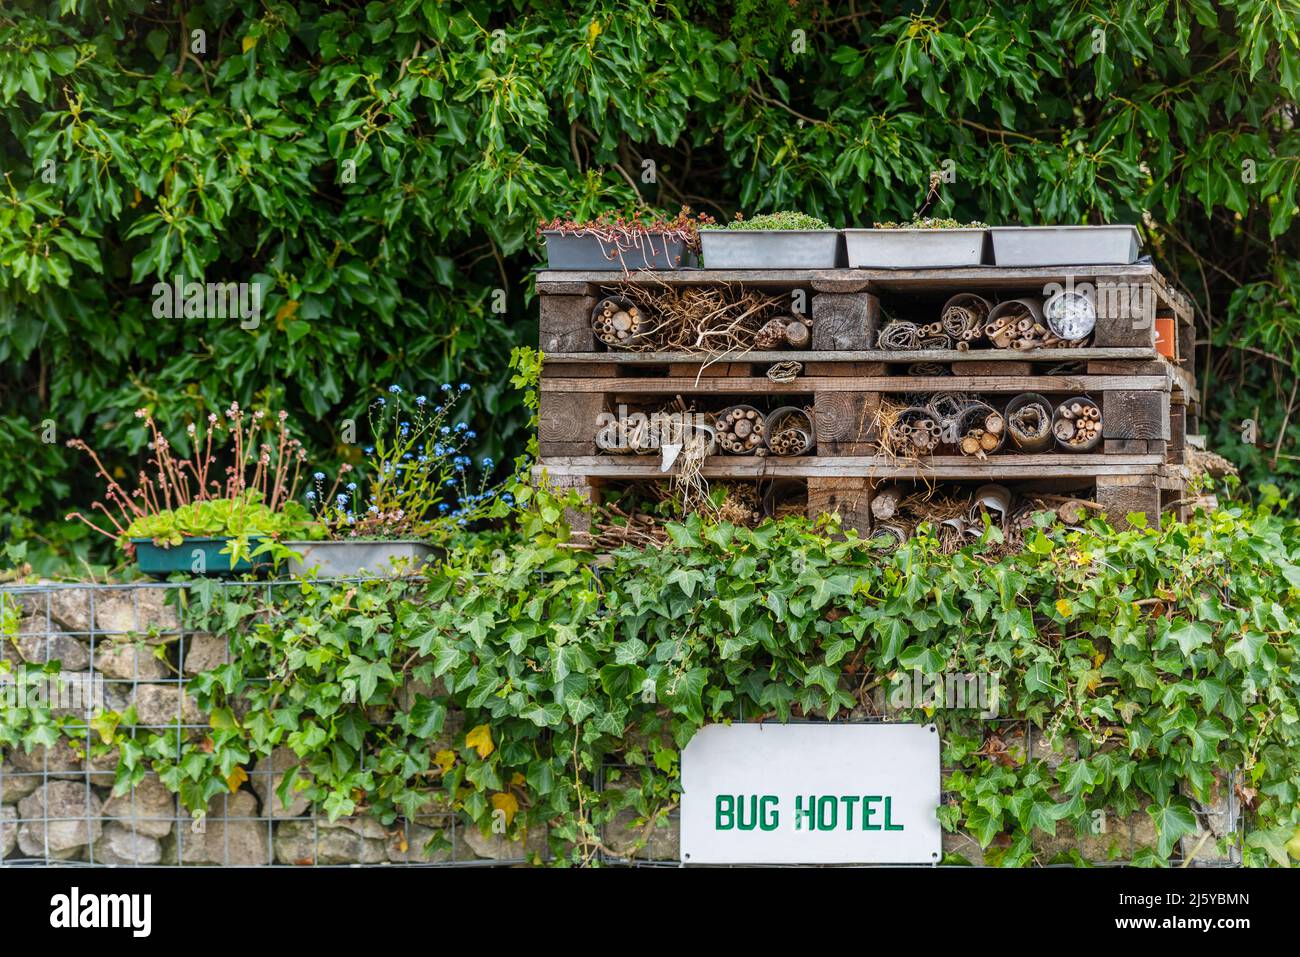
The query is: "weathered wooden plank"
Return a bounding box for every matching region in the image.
[667,362,752,377]
[540,375,1170,394]
[810,292,880,350]
[537,280,596,295]
[807,477,871,536]
[803,361,887,376]
[536,264,1163,287]
[543,347,1158,364]
[534,455,1164,479]
[961,360,1033,377]
[1102,390,1170,440]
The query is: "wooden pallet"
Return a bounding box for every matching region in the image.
[536,264,1197,532]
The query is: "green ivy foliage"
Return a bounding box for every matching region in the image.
[5,498,1299,866]
[2,2,1299,568]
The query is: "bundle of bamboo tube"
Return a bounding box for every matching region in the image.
[958,407,1006,458]
[1052,397,1103,450]
[715,405,767,455]
[591,297,649,348]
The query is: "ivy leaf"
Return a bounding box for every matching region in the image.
[1147,799,1199,858]
[465,724,495,759]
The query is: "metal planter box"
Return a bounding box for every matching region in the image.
[541,231,692,270]
[132,537,264,577]
[699,230,842,269]
[843,228,989,268]
[989,225,1140,266]
[283,540,434,577]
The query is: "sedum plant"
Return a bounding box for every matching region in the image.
[702,210,831,230]
[65,404,319,567]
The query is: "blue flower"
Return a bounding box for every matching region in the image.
[336,493,349,506]
[455,422,467,433]
[466,430,476,440]
[305,491,317,502]
[481,457,494,469]
[459,383,470,392]
[438,504,449,513]
[363,446,374,455]
[445,479,456,487]
[388,385,402,394]
[313,471,325,481]
[415,395,427,406]
[368,505,379,514]
[346,482,357,491]
[440,383,452,393]
[440,426,450,436]
[375,396,386,407]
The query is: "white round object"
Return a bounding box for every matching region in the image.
[1044,290,1097,340]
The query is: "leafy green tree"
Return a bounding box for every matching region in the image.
[2,1,1298,566]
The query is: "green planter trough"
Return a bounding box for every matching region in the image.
[132,537,265,577]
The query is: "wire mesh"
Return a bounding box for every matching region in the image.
[0,581,1244,867]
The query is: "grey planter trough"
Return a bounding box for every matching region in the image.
[699,230,842,269]
[989,225,1140,266]
[283,540,434,577]
[541,231,692,270]
[843,228,989,268]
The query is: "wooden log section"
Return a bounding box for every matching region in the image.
[529,469,598,534]
[1095,474,1161,528]
[540,293,599,352]
[539,391,606,456]
[807,477,871,537]
[1101,390,1170,441]
[810,292,880,350]
[813,392,879,454]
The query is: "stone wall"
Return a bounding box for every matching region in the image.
[1,584,1242,866]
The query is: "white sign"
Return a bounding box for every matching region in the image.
[680,723,941,864]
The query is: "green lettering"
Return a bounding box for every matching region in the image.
[840,795,860,831]
[817,795,838,830]
[760,795,779,831]
[795,795,816,830]
[863,795,882,831]
[884,795,905,831]
[716,794,734,831]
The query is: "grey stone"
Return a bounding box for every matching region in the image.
[273,818,387,865]
[1030,729,1077,769]
[169,790,269,866]
[13,633,89,672]
[17,781,103,860]
[463,823,548,862]
[131,683,202,727]
[9,738,115,784]
[94,822,162,866]
[603,788,679,861]
[252,747,312,819]
[95,640,168,680]
[1,803,15,858]
[45,672,129,720]
[386,823,473,864]
[942,830,986,866]
[182,632,229,675]
[94,588,180,637]
[101,774,176,838]
[47,588,93,634]
[2,754,41,803]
